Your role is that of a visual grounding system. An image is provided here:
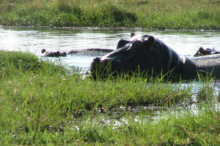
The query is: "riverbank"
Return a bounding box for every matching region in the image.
[0,0,219,30]
[0,51,219,145]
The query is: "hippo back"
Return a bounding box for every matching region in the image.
[191,54,220,79]
[91,35,186,80]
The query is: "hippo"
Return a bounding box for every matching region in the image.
[67,48,114,56]
[116,32,136,49]
[90,35,220,81]
[41,49,67,57]
[194,47,220,57]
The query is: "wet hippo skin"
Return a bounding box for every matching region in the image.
[90,35,220,81]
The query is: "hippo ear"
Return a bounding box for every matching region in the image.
[199,47,204,52]
[148,36,155,46]
[144,36,155,47]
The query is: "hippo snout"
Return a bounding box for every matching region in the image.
[90,57,125,79]
[93,57,101,65]
[90,57,100,79]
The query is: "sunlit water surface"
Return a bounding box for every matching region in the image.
[1,27,220,71]
[0,27,220,123]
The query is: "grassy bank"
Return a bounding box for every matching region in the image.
[0,0,219,30]
[0,51,219,145]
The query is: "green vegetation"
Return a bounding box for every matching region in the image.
[0,0,219,30]
[0,51,220,145]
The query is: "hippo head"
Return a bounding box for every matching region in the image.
[41,49,46,54]
[90,36,168,79]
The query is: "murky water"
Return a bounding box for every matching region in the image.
[1,27,220,71]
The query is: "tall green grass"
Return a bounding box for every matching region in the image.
[0,51,66,78]
[0,0,219,29]
[0,51,219,145]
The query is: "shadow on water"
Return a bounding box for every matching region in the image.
[1,27,220,123]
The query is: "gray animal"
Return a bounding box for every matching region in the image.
[194,47,220,57]
[41,49,67,57]
[90,35,220,81]
[116,32,136,49]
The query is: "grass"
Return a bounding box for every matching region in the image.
[0,0,219,30]
[0,51,220,145]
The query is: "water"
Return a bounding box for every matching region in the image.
[1,27,220,71]
[1,27,220,123]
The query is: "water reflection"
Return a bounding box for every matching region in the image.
[0,27,220,71]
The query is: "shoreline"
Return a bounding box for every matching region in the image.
[1,25,220,32]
